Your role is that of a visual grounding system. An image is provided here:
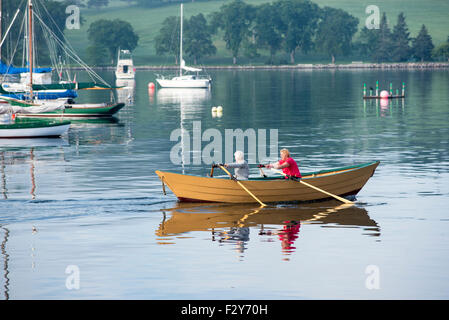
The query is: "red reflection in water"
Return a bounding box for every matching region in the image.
[278,220,301,254]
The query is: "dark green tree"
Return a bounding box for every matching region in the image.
[87,19,139,64]
[184,13,216,65]
[355,26,379,60]
[432,36,449,61]
[211,0,255,65]
[372,12,393,62]
[391,12,411,62]
[412,24,434,61]
[278,0,320,64]
[86,44,109,66]
[315,7,358,64]
[254,3,283,64]
[154,16,180,64]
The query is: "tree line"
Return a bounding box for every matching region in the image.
[2,0,448,67]
[151,0,449,65]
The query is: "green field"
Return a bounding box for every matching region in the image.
[65,0,449,65]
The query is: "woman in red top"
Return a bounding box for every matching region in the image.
[265,148,301,178]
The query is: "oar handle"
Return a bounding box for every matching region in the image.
[257,164,267,177]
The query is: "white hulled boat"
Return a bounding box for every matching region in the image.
[156,4,211,88]
[115,50,135,79]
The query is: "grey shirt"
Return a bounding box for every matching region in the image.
[226,161,249,180]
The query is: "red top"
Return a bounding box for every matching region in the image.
[279,157,301,178]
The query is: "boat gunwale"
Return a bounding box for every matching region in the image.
[157,161,380,181]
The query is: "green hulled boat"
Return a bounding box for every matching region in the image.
[0,117,70,138]
[17,102,125,118]
[1,97,125,118]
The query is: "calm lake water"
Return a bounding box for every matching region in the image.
[0,69,448,300]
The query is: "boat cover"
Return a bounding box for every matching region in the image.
[0,61,52,74]
[0,103,65,114]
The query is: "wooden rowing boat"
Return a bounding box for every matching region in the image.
[155,161,379,204]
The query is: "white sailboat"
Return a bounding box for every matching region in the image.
[156,4,211,88]
[115,49,135,79]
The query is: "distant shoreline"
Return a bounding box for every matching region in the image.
[87,62,449,71]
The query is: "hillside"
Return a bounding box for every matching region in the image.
[64,0,449,65]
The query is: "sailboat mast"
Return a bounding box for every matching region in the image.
[28,0,33,99]
[179,3,182,77]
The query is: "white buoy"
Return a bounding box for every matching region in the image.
[211,106,217,112]
[380,90,389,98]
[217,106,223,112]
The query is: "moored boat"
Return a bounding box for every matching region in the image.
[115,50,135,79]
[16,102,125,118]
[155,4,211,88]
[156,161,380,204]
[0,117,70,138]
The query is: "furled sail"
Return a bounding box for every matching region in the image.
[0,103,65,114]
[181,60,202,72]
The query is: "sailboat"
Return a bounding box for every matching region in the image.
[155,4,211,88]
[0,0,124,118]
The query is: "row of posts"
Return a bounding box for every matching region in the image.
[363,81,406,97]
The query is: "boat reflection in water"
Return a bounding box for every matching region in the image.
[116,79,135,106]
[156,201,379,260]
[156,88,211,173]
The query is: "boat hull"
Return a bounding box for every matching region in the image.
[115,72,135,79]
[0,119,70,138]
[156,78,211,88]
[156,161,380,204]
[16,103,125,118]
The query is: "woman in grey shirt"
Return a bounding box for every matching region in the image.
[224,151,249,180]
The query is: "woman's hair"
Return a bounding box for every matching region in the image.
[280,148,290,157]
[234,150,244,161]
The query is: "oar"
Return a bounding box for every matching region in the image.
[270,168,354,205]
[217,164,267,207]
